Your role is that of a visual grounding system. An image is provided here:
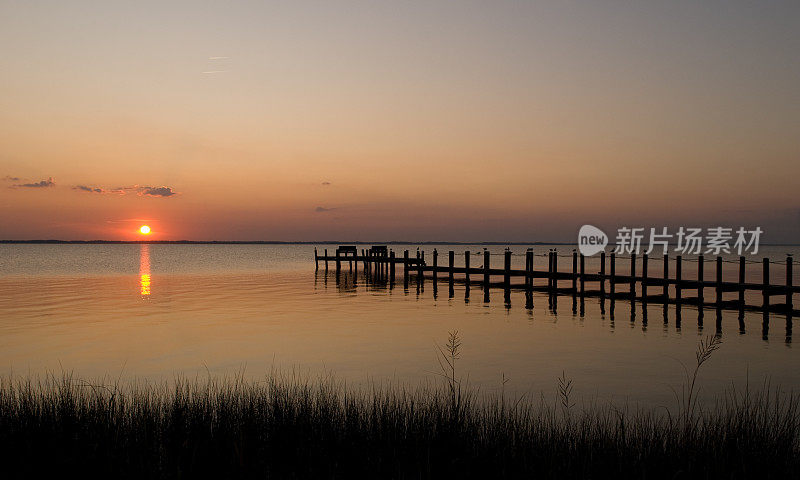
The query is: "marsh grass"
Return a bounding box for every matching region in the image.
[0,338,798,478]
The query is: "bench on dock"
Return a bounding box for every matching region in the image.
[369,245,388,258]
[336,245,357,257]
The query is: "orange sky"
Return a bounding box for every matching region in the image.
[1,1,798,242]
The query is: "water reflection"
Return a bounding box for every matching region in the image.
[139,244,151,296]
[315,269,794,344]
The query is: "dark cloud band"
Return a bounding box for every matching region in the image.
[13,177,55,188]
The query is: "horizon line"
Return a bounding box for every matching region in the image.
[2,240,800,247]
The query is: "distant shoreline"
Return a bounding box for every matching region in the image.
[2,240,800,246]
[0,240,575,245]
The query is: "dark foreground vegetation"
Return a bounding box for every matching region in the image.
[1,337,798,479]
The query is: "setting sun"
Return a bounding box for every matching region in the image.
[139,225,151,235]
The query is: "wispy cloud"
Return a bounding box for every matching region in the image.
[315,206,336,212]
[106,218,153,224]
[321,181,331,186]
[202,70,227,74]
[74,185,104,193]
[2,175,20,182]
[73,185,125,194]
[15,177,55,188]
[72,184,179,198]
[208,56,230,60]
[137,186,177,197]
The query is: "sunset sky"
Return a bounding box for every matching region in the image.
[1,1,798,242]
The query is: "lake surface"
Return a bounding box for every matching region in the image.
[0,244,797,408]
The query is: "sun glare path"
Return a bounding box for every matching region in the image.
[139,244,151,296]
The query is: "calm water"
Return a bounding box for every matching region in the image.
[0,244,797,407]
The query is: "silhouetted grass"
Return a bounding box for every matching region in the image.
[1,335,798,478]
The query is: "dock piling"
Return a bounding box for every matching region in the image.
[553,250,558,291]
[572,251,578,293]
[403,250,409,285]
[763,258,770,311]
[739,256,746,309]
[787,256,793,313]
[525,249,533,290]
[716,256,723,308]
[465,250,471,289]
[432,249,438,284]
[600,252,606,298]
[484,250,490,290]
[698,255,704,305]
[448,251,454,285]
[642,254,648,301]
[610,252,616,298]
[504,250,511,290]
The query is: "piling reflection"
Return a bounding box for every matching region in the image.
[314,268,793,344]
[139,244,151,296]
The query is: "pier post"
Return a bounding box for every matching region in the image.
[432,249,438,284]
[504,250,511,289]
[600,252,606,298]
[419,250,425,278]
[676,256,682,303]
[547,251,552,291]
[525,249,533,309]
[324,248,328,271]
[403,250,409,285]
[630,253,636,299]
[465,251,471,287]
[698,255,704,305]
[787,256,793,313]
[572,251,578,293]
[642,254,648,301]
[580,253,585,296]
[484,250,491,294]
[525,249,533,290]
[716,256,723,308]
[448,251,454,284]
[763,257,770,312]
[314,247,318,271]
[335,249,341,273]
[609,252,616,298]
[553,250,559,292]
[663,254,668,300]
[390,251,396,280]
[738,256,746,309]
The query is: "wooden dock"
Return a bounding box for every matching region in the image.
[314,246,798,317]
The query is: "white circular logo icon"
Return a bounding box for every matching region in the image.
[577,225,608,256]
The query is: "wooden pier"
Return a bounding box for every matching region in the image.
[314,246,798,317]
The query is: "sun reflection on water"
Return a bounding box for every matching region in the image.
[139,244,151,296]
